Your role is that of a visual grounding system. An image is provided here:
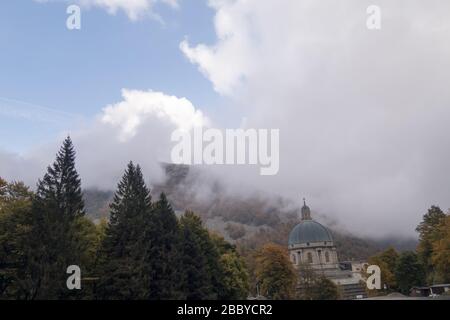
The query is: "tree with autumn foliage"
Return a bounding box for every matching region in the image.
[254,243,297,299]
[367,247,399,294]
[430,215,450,283]
[415,205,446,283]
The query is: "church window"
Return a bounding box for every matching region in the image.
[307,252,313,263]
[325,251,330,263]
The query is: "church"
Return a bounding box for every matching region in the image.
[288,199,367,299]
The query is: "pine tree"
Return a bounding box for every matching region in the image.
[144,193,183,299]
[179,211,220,300]
[28,136,85,299]
[97,162,152,299]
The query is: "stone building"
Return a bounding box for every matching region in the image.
[288,199,339,271]
[288,199,367,299]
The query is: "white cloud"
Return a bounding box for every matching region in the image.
[180,0,450,237]
[101,89,208,141]
[8,0,450,238]
[180,0,257,95]
[0,89,208,190]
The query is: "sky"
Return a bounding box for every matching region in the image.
[0,0,225,151]
[1,0,450,238]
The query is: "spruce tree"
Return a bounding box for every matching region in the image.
[97,162,152,299]
[28,136,85,299]
[179,211,221,300]
[143,193,183,299]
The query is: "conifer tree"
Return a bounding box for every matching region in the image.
[179,211,221,300]
[97,162,152,299]
[28,136,85,299]
[144,193,183,299]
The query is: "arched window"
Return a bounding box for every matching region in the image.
[325,251,330,263]
[307,252,313,263]
[292,254,297,264]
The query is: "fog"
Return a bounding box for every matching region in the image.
[2,0,450,238]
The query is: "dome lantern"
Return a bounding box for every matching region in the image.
[301,197,311,220]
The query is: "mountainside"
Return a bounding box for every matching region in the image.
[84,163,417,260]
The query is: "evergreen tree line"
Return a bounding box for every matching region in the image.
[0,137,249,299]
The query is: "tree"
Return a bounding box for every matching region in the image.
[0,180,34,299]
[395,251,425,295]
[218,253,249,299]
[179,211,221,300]
[378,247,399,272]
[296,263,317,299]
[416,205,446,282]
[28,136,86,299]
[97,162,152,299]
[431,216,450,283]
[254,243,296,299]
[297,263,339,300]
[144,193,183,299]
[211,233,249,299]
[311,277,339,300]
[367,247,399,293]
[70,215,106,299]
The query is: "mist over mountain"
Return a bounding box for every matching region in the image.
[84,163,418,261]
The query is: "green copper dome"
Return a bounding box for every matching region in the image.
[288,220,333,246]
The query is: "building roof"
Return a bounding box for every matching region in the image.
[288,219,333,246]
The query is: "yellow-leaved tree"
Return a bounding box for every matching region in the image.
[431,215,450,283]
